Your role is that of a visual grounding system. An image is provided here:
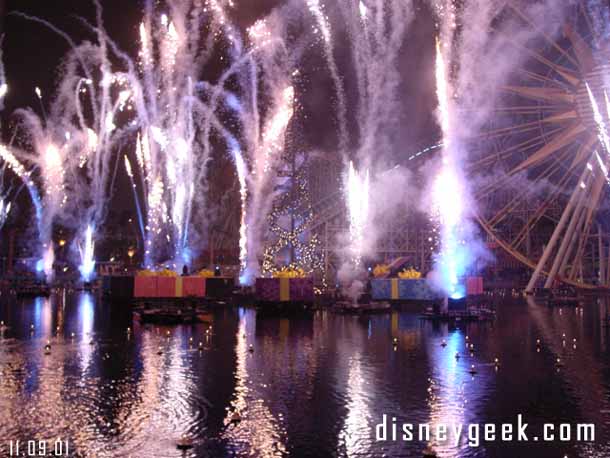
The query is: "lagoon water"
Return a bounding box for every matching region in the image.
[0,291,609,457]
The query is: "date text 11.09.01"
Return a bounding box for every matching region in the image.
[7,439,70,457]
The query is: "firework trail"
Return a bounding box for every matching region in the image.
[430,38,469,299]
[311,0,412,297]
[132,4,203,267]
[233,145,248,278]
[204,12,297,285]
[78,224,95,282]
[586,83,610,155]
[0,145,41,227]
[12,104,70,280]
[305,0,348,153]
[14,4,141,280]
[16,0,250,272]
[0,38,7,112]
[427,0,572,297]
[0,164,11,229]
[346,162,369,267]
[129,0,255,268]
[124,155,146,243]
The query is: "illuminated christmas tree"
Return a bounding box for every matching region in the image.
[261,149,324,281]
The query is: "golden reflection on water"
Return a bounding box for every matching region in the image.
[222,308,287,457]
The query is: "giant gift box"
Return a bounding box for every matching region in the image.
[466,276,484,296]
[371,278,441,301]
[182,277,206,297]
[134,276,208,298]
[256,277,314,302]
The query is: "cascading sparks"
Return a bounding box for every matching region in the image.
[234,151,248,281]
[78,224,96,282]
[586,82,610,155]
[346,161,370,267]
[432,38,467,299]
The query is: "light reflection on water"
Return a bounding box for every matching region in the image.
[0,293,608,457]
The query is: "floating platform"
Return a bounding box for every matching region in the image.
[133,304,211,325]
[101,275,236,303]
[331,301,391,315]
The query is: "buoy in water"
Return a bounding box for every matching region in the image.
[441,340,447,348]
[455,352,460,360]
[468,365,477,375]
[44,341,51,355]
[157,346,163,355]
[176,436,194,450]
[248,344,254,353]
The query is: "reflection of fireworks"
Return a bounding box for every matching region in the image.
[346,161,370,267]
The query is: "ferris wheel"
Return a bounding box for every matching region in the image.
[467,1,610,290]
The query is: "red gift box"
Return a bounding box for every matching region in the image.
[134,276,157,298]
[466,277,484,296]
[157,277,177,297]
[183,276,206,297]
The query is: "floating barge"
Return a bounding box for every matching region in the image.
[133,305,210,325]
[331,300,391,315]
[102,274,235,305]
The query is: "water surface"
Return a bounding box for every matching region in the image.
[0,291,608,457]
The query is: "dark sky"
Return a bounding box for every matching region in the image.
[0,0,438,154]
